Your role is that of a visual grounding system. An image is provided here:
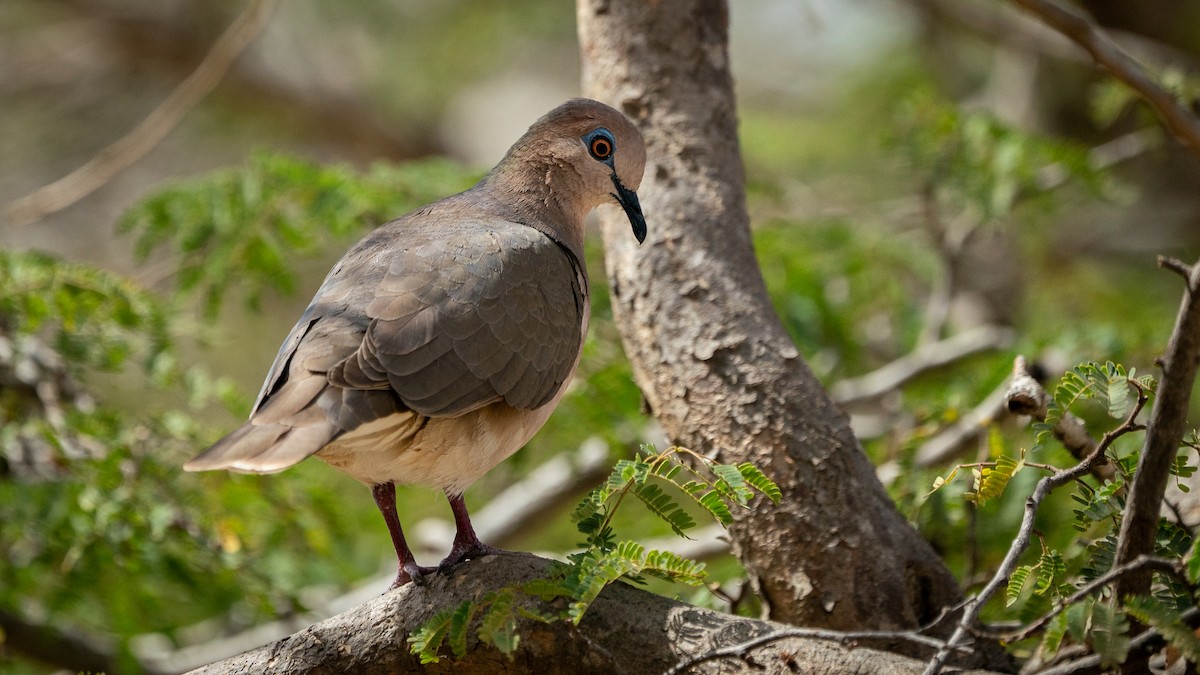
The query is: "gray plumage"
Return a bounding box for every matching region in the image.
[185,98,647,587]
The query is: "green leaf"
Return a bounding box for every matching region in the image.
[1125,595,1200,663]
[446,598,475,659]
[1091,600,1131,667]
[1041,612,1069,659]
[1033,550,1066,597]
[408,602,465,664]
[697,490,733,525]
[711,463,753,505]
[632,483,696,537]
[737,463,782,503]
[1007,565,1033,607]
[478,589,519,657]
[970,454,1021,505]
[1187,536,1200,585]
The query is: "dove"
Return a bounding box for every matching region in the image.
[185,98,647,588]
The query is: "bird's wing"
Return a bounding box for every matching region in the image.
[329,220,586,416]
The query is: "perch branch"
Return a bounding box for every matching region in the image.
[4,0,279,227]
[184,553,1006,675]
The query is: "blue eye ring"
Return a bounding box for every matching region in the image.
[583,128,615,162]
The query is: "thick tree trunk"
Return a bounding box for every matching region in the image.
[578,0,970,636]
[187,553,1002,674]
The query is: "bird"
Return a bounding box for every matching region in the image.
[184,98,648,589]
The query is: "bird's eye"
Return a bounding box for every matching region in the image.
[590,136,613,160]
[584,128,615,162]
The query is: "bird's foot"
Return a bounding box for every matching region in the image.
[435,541,505,574]
[387,560,438,590]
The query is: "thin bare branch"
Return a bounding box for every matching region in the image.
[833,325,1014,405]
[1009,0,1200,161]
[1115,259,1200,599]
[663,625,968,675]
[4,0,279,227]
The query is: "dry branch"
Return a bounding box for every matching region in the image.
[1009,0,1200,161]
[4,0,278,227]
[1114,258,1200,598]
[832,325,1014,406]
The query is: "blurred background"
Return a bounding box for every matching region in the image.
[2,0,1199,672]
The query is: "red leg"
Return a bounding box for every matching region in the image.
[371,482,427,589]
[438,491,503,570]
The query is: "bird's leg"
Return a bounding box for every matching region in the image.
[438,491,503,571]
[370,481,427,589]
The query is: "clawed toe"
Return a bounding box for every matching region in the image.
[437,543,504,573]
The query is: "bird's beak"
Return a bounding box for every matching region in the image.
[610,173,647,244]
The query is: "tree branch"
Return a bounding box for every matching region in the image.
[184,552,1006,674]
[1008,0,1200,161]
[4,0,279,227]
[832,325,1014,406]
[0,607,167,675]
[1114,258,1200,599]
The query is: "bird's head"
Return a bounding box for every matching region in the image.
[492,98,648,244]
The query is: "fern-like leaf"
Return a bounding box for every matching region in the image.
[737,463,782,503]
[697,490,734,525]
[408,602,468,664]
[1033,550,1066,597]
[1091,600,1131,667]
[632,483,696,537]
[1125,595,1200,663]
[711,463,754,505]
[1041,612,1069,659]
[478,589,519,657]
[970,454,1022,505]
[1007,565,1033,607]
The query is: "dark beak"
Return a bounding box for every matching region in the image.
[610,173,647,244]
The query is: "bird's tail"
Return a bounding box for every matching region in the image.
[184,421,337,474]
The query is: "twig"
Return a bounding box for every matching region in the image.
[1034,606,1200,675]
[833,325,1014,406]
[663,625,964,675]
[913,378,1011,469]
[3,0,279,227]
[1114,258,1200,600]
[1005,355,1117,484]
[984,555,1181,643]
[1009,0,1200,162]
[921,380,1150,675]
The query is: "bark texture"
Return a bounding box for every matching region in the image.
[578,0,968,634]
[187,553,1000,674]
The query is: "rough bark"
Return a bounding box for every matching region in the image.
[187,553,1001,675]
[1114,260,1200,598]
[578,0,971,636]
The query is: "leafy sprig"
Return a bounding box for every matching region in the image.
[408,445,780,663]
